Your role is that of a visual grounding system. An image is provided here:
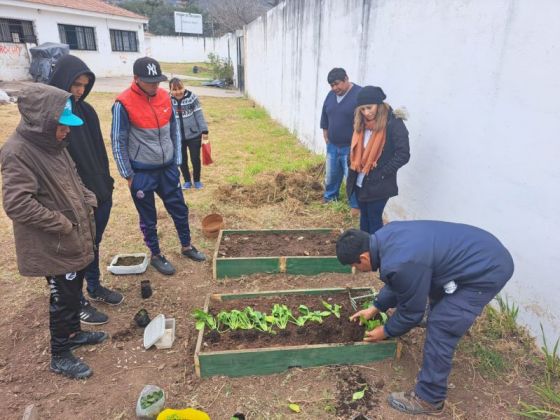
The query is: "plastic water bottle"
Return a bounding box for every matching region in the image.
[443,280,457,294]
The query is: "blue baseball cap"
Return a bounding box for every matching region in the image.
[58,98,83,126]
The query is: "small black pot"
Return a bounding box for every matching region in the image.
[140,280,152,299]
[134,309,151,328]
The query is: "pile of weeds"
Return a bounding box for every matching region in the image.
[216,163,324,208]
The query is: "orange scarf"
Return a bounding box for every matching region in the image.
[350,122,386,175]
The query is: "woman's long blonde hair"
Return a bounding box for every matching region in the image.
[353,102,390,133]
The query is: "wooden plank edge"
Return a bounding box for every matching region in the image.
[209,286,374,301]
[198,339,397,357]
[212,229,224,280]
[194,295,210,378]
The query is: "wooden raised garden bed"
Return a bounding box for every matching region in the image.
[212,228,352,279]
[194,287,398,378]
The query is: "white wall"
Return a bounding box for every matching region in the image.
[146,32,239,84]
[245,0,560,342]
[146,33,237,64]
[0,2,146,79]
[0,42,33,80]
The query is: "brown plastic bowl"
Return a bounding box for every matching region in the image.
[201,213,224,238]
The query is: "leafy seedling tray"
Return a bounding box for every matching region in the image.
[107,253,148,275]
[213,229,352,279]
[194,287,398,378]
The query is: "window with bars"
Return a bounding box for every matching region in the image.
[58,24,96,51]
[0,18,36,43]
[110,29,138,52]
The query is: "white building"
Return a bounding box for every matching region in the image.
[0,0,147,80]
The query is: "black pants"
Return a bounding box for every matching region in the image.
[46,270,84,355]
[180,136,202,183]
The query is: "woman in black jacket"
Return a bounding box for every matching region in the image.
[347,86,410,233]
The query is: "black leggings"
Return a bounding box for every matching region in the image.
[46,270,84,355]
[180,136,202,183]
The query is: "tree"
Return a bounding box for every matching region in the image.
[206,0,267,36]
[119,0,208,36]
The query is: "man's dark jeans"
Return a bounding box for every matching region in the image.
[81,198,112,303]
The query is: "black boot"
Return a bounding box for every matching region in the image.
[69,331,108,350]
[50,351,92,379]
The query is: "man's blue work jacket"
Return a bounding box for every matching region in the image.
[369,221,514,338]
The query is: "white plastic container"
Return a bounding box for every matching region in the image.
[144,314,176,350]
[107,253,148,275]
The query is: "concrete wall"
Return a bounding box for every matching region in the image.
[0,42,32,80]
[0,2,146,80]
[146,33,237,64]
[244,0,560,342]
[146,32,239,85]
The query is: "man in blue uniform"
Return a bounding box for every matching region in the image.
[336,221,514,415]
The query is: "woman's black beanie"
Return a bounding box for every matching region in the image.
[356,86,386,106]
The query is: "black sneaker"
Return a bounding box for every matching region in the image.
[88,285,124,305]
[181,245,206,262]
[150,254,176,275]
[50,351,92,379]
[80,301,109,325]
[69,331,109,350]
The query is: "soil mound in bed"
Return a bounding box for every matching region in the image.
[218,230,339,258]
[201,293,366,351]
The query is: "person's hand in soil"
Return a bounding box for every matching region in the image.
[363,325,387,342]
[349,305,379,323]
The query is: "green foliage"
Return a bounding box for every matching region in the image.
[352,386,367,401]
[120,0,205,36]
[541,324,560,379]
[140,389,163,409]
[471,343,507,377]
[485,294,520,338]
[207,53,234,84]
[192,302,343,335]
[517,377,560,418]
[322,301,342,318]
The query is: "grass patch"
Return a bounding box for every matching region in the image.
[160,61,212,79]
[472,342,507,377]
[483,294,521,339]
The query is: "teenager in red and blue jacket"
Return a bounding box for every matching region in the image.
[111,57,205,275]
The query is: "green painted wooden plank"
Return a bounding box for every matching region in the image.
[215,287,373,301]
[198,341,397,377]
[216,257,279,279]
[286,257,351,275]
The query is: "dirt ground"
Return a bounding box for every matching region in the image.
[218,230,339,257]
[0,94,547,419]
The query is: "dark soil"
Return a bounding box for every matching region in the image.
[115,256,145,266]
[201,293,365,351]
[218,230,340,258]
[334,366,383,418]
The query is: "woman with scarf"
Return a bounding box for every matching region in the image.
[347,86,410,233]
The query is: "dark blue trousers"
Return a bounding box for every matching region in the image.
[358,197,389,234]
[81,198,112,303]
[415,270,512,404]
[131,164,191,256]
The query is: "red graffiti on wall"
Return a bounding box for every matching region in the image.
[0,44,22,55]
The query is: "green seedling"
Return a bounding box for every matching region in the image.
[288,403,301,413]
[140,389,163,409]
[271,304,291,329]
[322,300,342,318]
[359,316,382,332]
[352,386,367,401]
[193,309,217,331]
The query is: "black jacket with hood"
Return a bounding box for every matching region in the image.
[49,55,114,203]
